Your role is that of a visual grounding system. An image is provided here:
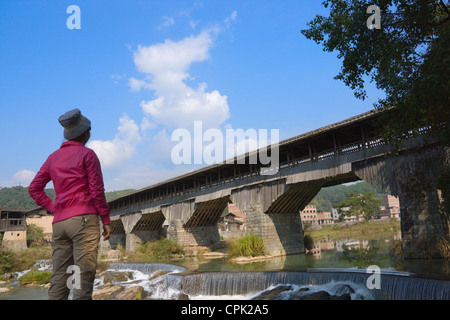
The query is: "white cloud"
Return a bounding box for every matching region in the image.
[111,73,126,84]
[224,10,237,27]
[133,30,213,80]
[128,77,152,92]
[0,169,37,187]
[156,16,175,30]
[130,28,230,130]
[98,13,239,190]
[88,115,141,168]
[12,170,36,186]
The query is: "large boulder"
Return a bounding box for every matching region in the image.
[251,285,294,300]
[92,285,124,300]
[115,286,146,300]
[101,271,134,285]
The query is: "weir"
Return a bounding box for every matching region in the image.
[176,270,450,300]
[103,263,450,300]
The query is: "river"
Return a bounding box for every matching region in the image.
[1,233,449,300]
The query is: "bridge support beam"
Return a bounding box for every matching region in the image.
[127,211,166,251]
[353,144,450,258]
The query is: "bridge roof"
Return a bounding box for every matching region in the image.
[108,108,386,207]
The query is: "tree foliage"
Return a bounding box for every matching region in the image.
[0,186,136,210]
[301,0,450,146]
[0,186,55,210]
[311,181,383,211]
[26,224,45,247]
[334,192,383,221]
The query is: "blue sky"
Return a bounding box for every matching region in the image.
[0,0,384,191]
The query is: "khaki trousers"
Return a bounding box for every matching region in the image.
[49,214,100,300]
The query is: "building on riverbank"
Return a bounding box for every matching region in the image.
[0,207,27,250]
[0,207,53,250]
[301,205,334,228]
[378,195,401,220]
[25,207,53,241]
[300,205,318,228]
[317,211,333,226]
[218,203,246,239]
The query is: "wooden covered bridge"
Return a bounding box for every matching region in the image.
[103,109,449,258]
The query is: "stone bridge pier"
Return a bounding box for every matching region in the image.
[101,209,166,252]
[353,143,450,258]
[231,179,328,256]
[104,218,125,250]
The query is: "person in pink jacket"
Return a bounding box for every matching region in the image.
[29,108,111,300]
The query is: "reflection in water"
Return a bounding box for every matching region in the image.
[302,234,450,280]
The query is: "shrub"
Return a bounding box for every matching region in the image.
[26,224,45,247]
[136,239,185,260]
[18,270,52,285]
[229,234,265,258]
[303,234,314,251]
[0,249,15,274]
[439,236,450,259]
[0,245,52,274]
[390,239,403,257]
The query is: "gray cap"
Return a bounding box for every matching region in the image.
[58,108,91,140]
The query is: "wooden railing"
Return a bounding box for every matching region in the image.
[0,218,26,232]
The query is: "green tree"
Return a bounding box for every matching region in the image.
[334,192,382,221]
[301,0,450,226]
[26,224,44,247]
[311,181,382,211]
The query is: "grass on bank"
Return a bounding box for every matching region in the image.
[228,234,265,258]
[307,219,401,241]
[18,270,52,285]
[133,238,185,261]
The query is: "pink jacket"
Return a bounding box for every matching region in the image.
[28,141,111,225]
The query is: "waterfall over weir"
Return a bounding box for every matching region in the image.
[107,262,188,274]
[176,270,450,300]
[106,263,450,300]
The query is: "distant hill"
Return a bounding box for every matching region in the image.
[310,181,385,212]
[0,186,136,210]
[104,189,137,202]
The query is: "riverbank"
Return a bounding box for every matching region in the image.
[307,219,401,241]
[0,219,401,276]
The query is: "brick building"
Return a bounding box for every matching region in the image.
[0,207,27,250]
